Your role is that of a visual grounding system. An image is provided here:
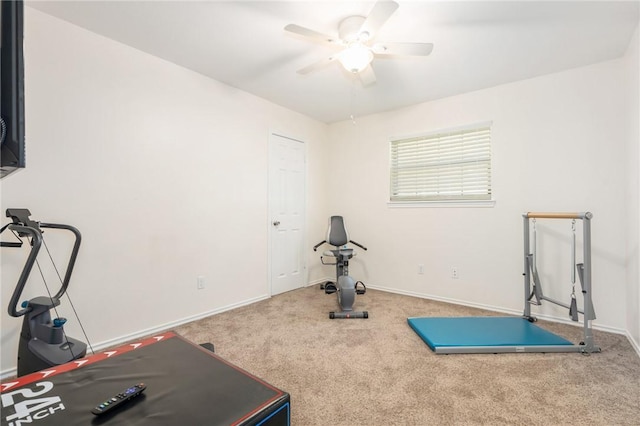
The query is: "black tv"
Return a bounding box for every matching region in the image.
[1,0,25,179]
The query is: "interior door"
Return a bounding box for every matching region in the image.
[269,133,306,295]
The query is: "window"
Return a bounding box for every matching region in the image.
[389,123,492,203]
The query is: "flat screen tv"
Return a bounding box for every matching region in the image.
[1,0,25,179]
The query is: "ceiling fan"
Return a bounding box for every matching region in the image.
[284,0,433,86]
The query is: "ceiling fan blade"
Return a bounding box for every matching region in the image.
[359,64,377,87]
[360,1,399,39]
[297,55,339,75]
[284,24,337,44]
[372,42,434,57]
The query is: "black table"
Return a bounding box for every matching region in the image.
[1,332,290,425]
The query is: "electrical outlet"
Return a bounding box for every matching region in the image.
[418,264,424,274]
[197,275,206,290]
[451,267,459,279]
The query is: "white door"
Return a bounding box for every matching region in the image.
[269,133,306,295]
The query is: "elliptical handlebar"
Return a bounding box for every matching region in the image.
[6,224,42,317]
[4,220,82,318]
[40,222,82,301]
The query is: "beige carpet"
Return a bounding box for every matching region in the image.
[176,286,640,425]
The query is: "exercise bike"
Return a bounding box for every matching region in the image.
[1,209,88,376]
[313,216,368,319]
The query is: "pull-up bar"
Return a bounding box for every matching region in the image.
[524,212,592,220]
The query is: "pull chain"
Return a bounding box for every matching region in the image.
[350,78,357,125]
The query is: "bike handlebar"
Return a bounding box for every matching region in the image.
[313,239,368,251]
[350,240,367,251]
[313,240,326,251]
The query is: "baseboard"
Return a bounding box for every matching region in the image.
[91,293,271,350]
[0,294,270,381]
[306,277,332,287]
[627,331,640,357]
[4,284,637,380]
[367,284,630,337]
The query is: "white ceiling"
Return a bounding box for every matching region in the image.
[28,1,639,124]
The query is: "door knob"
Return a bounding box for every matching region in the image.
[273,221,280,226]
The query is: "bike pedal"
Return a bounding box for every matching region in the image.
[324,283,337,294]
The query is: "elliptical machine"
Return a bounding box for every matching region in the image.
[1,209,87,376]
[313,216,368,319]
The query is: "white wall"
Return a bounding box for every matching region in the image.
[321,55,632,334]
[625,22,640,350]
[0,8,328,375]
[2,9,638,377]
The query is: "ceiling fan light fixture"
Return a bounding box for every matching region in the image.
[339,42,373,73]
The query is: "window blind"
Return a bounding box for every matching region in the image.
[390,125,492,202]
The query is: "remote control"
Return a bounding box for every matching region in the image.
[91,383,146,416]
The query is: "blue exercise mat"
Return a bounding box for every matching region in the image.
[407,316,573,352]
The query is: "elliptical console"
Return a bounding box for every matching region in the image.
[1,209,87,376]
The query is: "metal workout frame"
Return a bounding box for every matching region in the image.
[523,211,600,354]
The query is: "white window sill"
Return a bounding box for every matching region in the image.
[387,200,496,208]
